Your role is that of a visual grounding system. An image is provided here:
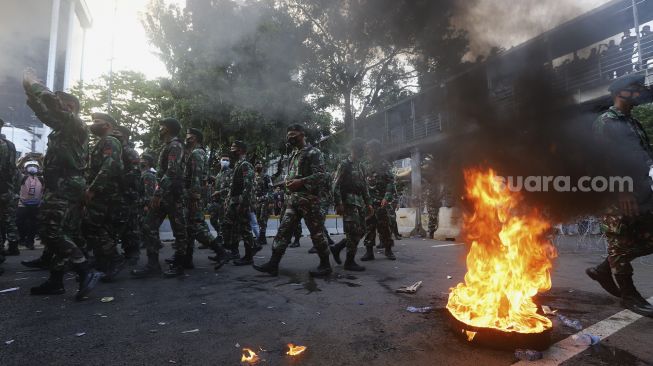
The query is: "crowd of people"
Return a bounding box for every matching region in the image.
[0,69,408,301]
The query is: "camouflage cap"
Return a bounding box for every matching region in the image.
[158,117,181,135]
[141,152,155,166]
[286,124,305,133]
[117,125,131,140]
[187,127,203,143]
[231,140,247,151]
[608,74,647,93]
[91,112,119,128]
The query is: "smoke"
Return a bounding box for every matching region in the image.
[452,0,611,61]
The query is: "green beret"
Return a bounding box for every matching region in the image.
[232,140,247,151]
[117,125,131,139]
[141,152,155,166]
[287,124,305,133]
[187,127,203,143]
[608,74,646,93]
[158,117,181,135]
[91,112,118,128]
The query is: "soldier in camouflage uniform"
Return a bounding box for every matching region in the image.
[132,118,188,278]
[425,185,442,239]
[23,69,101,299]
[586,75,653,317]
[254,124,332,277]
[112,126,142,265]
[223,140,259,265]
[82,112,125,282]
[254,161,273,246]
[0,119,18,275]
[208,152,237,260]
[362,139,396,261]
[0,119,20,263]
[175,128,228,270]
[309,171,336,254]
[330,139,373,271]
[139,152,157,249]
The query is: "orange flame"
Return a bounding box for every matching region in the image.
[241,348,259,363]
[286,343,307,356]
[447,169,557,334]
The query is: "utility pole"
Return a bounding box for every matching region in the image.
[107,0,118,112]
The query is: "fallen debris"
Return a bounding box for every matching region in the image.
[514,349,543,361]
[542,305,557,315]
[396,281,422,294]
[571,333,600,346]
[557,314,583,331]
[100,297,114,303]
[406,306,432,313]
[5,340,15,345]
[181,329,199,334]
[75,332,86,337]
[0,287,20,293]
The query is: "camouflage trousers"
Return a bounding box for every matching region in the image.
[427,206,439,234]
[208,200,225,244]
[143,196,187,257]
[272,197,329,256]
[601,212,653,275]
[342,204,366,252]
[255,200,270,239]
[0,192,19,246]
[364,205,394,249]
[38,176,87,271]
[114,199,141,258]
[187,202,215,248]
[222,203,254,251]
[82,197,120,259]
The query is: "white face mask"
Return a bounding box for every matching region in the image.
[220,159,230,169]
[26,166,38,174]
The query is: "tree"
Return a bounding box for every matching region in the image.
[71,70,173,149]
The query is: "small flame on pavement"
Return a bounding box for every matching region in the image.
[464,330,477,342]
[286,343,307,356]
[241,348,259,363]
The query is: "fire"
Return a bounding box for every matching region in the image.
[240,348,259,363]
[447,168,557,334]
[286,343,307,356]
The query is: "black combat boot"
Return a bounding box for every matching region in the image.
[329,240,346,265]
[344,249,365,272]
[101,254,126,283]
[384,246,396,260]
[6,241,20,256]
[615,274,653,317]
[428,230,435,239]
[394,233,402,241]
[586,259,620,297]
[73,262,103,301]
[182,245,195,269]
[309,252,332,277]
[360,246,375,261]
[253,250,283,276]
[163,258,185,278]
[289,240,300,248]
[131,254,162,278]
[233,246,254,266]
[375,241,383,249]
[308,246,317,254]
[30,270,66,295]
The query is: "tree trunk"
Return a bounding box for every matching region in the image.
[343,88,354,138]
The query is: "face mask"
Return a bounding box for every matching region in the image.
[89,123,103,136]
[185,138,193,145]
[26,166,38,174]
[220,159,230,169]
[286,136,299,147]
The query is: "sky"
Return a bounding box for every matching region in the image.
[82,0,613,82]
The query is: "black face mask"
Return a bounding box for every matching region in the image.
[89,124,103,136]
[185,138,193,146]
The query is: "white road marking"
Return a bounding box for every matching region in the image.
[431,243,464,248]
[515,296,653,366]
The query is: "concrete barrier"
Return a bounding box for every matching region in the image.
[433,207,462,241]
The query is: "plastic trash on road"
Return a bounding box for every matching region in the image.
[514,349,543,361]
[557,314,583,331]
[571,333,600,346]
[406,306,433,313]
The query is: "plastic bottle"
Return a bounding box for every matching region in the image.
[571,333,600,346]
[514,349,543,361]
[406,306,433,313]
[557,314,583,330]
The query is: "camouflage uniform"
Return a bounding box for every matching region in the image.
[25,83,88,271]
[363,160,396,251]
[222,157,255,254]
[116,143,142,260]
[0,135,19,255]
[333,157,370,252]
[594,106,653,275]
[142,137,188,258]
[208,167,232,245]
[184,146,216,251]
[272,144,329,256]
[140,167,157,248]
[425,186,442,237]
[83,134,123,265]
[254,171,273,242]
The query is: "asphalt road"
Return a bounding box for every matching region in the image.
[1,236,652,366]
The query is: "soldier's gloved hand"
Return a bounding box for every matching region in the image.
[366,205,374,219]
[22,68,39,91]
[336,204,345,216]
